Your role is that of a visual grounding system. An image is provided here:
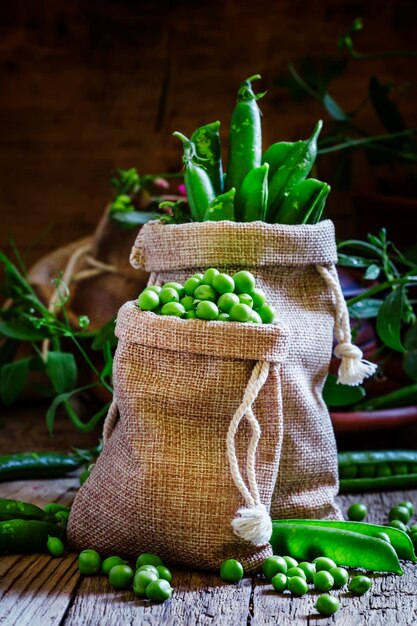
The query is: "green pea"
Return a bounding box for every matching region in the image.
[156,565,173,583]
[232,271,256,294]
[218,292,240,312]
[184,277,202,296]
[251,310,263,324]
[138,290,160,311]
[47,535,65,557]
[145,285,161,294]
[162,282,185,298]
[389,505,411,524]
[387,519,408,532]
[348,574,372,596]
[55,511,69,526]
[220,559,244,582]
[282,556,298,569]
[286,566,306,580]
[133,570,159,596]
[136,553,163,569]
[217,312,230,322]
[194,284,216,301]
[287,576,308,595]
[102,556,128,576]
[315,594,340,616]
[203,268,220,286]
[297,561,316,582]
[185,310,197,319]
[78,549,102,575]
[229,303,253,322]
[271,573,287,592]
[391,462,408,475]
[256,304,276,324]
[374,532,391,544]
[159,287,179,305]
[192,273,204,281]
[358,463,375,478]
[313,557,337,572]
[262,555,287,580]
[108,564,134,590]
[212,273,235,294]
[238,294,253,308]
[408,523,417,534]
[339,465,357,479]
[410,532,417,550]
[329,566,348,589]
[196,301,219,320]
[347,502,368,521]
[161,302,185,317]
[376,463,392,477]
[398,501,414,516]
[136,564,160,576]
[313,570,334,592]
[180,296,195,311]
[146,578,173,602]
[249,288,266,309]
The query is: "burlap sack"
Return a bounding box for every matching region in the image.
[28,209,148,330]
[69,220,376,571]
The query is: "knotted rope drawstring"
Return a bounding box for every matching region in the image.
[316,264,378,386]
[226,360,272,546]
[41,243,116,360]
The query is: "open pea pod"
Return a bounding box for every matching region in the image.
[203,188,235,221]
[0,519,62,553]
[273,178,330,225]
[270,522,403,574]
[235,163,269,222]
[272,519,416,562]
[191,121,223,196]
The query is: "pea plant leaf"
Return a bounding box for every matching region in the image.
[91,318,117,350]
[0,319,51,340]
[0,358,31,405]
[337,253,372,269]
[348,298,384,319]
[322,93,349,122]
[363,264,381,280]
[46,384,96,434]
[322,374,366,407]
[376,287,405,352]
[46,352,77,393]
[110,211,160,227]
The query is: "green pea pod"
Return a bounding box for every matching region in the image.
[235,163,269,222]
[262,141,302,180]
[191,121,223,195]
[340,474,417,493]
[272,519,416,562]
[44,503,71,516]
[266,120,323,222]
[0,498,48,522]
[225,75,265,194]
[0,519,62,553]
[203,188,235,221]
[0,452,83,482]
[274,178,330,225]
[173,132,215,222]
[270,523,403,574]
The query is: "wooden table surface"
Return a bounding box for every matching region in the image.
[1,407,417,626]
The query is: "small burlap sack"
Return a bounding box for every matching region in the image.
[68,219,376,571]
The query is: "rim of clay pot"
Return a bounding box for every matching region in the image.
[331,405,417,433]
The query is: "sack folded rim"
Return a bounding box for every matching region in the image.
[116,301,289,362]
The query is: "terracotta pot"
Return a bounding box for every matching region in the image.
[331,406,417,433]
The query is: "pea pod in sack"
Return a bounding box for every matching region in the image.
[272,519,416,561]
[173,132,215,221]
[274,178,330,225]
[338,449,417,493]
[266,120,322,222]
[262,141,302,180]
[270,522,403,574]
[235,163,269,222]
[191,121,223,195]
[0,519,63,554]
[225,74,265,195]
[203,188,235,221]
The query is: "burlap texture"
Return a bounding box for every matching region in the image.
[68,219,342,572]
[28,209,148,330]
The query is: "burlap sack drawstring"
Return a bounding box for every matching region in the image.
[226,359,272,546]
[40,243,116,360]
[316,264,378,386]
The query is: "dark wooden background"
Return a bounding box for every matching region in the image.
[0,0,416,270]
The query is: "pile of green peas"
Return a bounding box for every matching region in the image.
[77,549,173,602]
[347,498,417,549]
[137,268,277,324]
[219,553,374,618]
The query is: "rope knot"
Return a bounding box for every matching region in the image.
[333,342,362,360]
[231,503,272,546]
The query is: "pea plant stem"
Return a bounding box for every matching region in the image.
[346,276,417,307]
